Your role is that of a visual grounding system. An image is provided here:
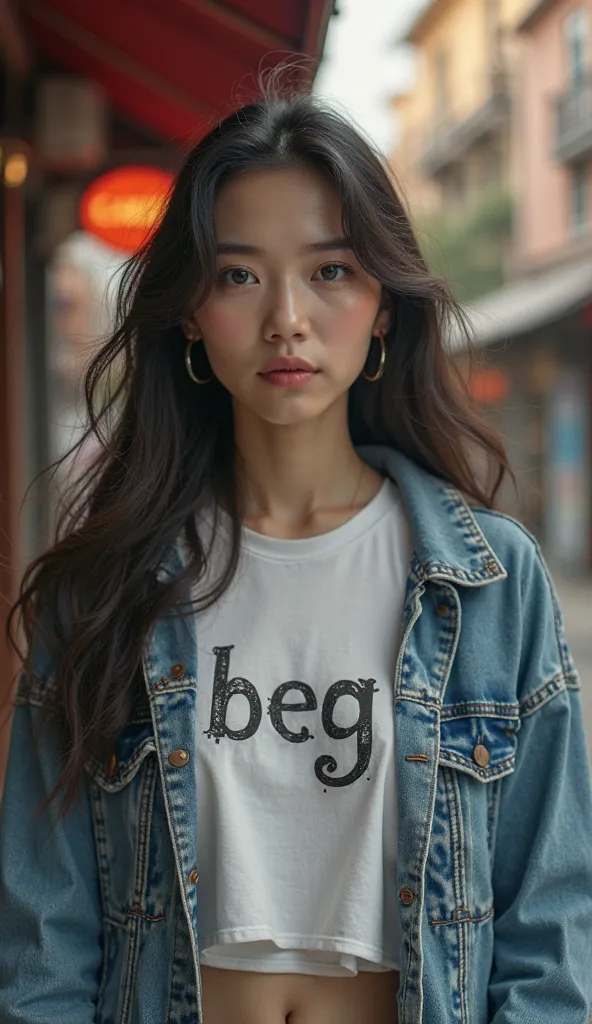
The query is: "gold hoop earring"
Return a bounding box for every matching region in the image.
[362,333,386,382]
[185,337,214,385]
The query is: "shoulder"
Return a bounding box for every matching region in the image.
[471,506,542,577]
[470,506,578,699]
[471,505,556,623]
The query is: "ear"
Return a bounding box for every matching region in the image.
[180,313,201,341]
[373,303,391,337]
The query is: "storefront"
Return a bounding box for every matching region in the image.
[453,256,592,574]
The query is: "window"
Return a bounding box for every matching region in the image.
[570,162,588,232]
[564,9,588,90]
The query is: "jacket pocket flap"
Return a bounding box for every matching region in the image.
[438,707,519,782]
[85,722,157,791]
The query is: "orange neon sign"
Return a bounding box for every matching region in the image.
[79,166,174,254]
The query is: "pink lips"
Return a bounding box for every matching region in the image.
[259,355,318,388]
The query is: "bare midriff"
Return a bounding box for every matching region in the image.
[201,965,400,1023]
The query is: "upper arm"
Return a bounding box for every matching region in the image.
[488,542,592,1021]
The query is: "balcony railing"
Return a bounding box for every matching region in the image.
[420,70,511,178]
[555,78,592,163]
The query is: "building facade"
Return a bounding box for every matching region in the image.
[391,0,533,217]
[517,0,592,270]
[391,0,592,574]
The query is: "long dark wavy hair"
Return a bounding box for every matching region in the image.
[6,81,511,813]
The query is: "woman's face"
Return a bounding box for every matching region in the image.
[184,166,390,427]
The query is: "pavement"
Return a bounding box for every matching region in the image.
[554,578,592,769]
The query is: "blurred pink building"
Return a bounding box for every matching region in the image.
[517,0,592,270]
[449,0,592,573]
[391,0,592,571]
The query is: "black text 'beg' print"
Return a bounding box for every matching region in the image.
[204,645,377,788]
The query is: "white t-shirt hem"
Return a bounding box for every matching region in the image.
[199,926,400,975]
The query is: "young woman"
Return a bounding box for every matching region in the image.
[1,86,591,1024]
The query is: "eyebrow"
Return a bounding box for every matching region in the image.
[216,237,353,256]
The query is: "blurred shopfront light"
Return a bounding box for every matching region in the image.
[79,166,174,255]
[3,150,28,187]
[468,367,510,404]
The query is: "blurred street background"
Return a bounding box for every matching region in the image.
[0,0,591,779]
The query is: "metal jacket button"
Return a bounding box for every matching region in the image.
[473,744,490,768]
[168,748,189,766]
[399,887,415,906]
[187,869,199,884]
[106,753,118,777]
[436,603,451,617]
[171,663,185,679]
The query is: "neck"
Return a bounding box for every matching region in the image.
[232,397,376,532]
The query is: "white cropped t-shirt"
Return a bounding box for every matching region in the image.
[189,477,413,976]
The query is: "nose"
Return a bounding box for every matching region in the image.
[262,277,310,343]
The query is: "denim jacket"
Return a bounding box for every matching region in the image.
[1,444,592,1024]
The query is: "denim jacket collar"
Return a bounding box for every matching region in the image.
[356,445,507,587]
[156,444,507,588]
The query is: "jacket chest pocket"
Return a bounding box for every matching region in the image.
[426,706,519,927]
[85,721,176,931]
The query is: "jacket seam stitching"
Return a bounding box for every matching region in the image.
[438,751,516,779]
[430,907,494,927]
[519,672,577,719]
[84,740,157,788]
[441,484,502,567]
[443,766,468,1022]
[396,693,441,710]
[440,701,520,720]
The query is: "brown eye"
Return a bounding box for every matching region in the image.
[222,268,256,286]
[316,263,352,282]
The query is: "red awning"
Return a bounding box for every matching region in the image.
[21,0,334,143]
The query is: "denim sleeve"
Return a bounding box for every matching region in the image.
[488,545,592,1023]
[0,694,103,1023]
